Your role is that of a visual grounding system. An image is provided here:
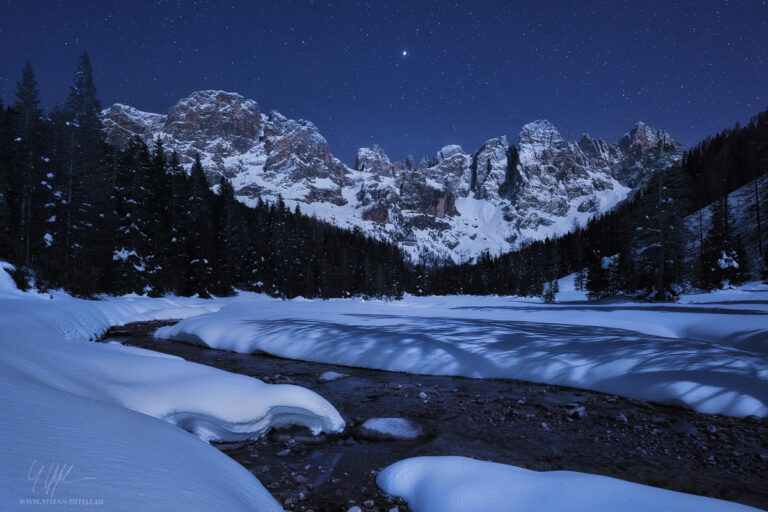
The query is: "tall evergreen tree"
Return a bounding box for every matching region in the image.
[111,138,152,293]
[184,154,216,297]
[144,140,172,294]
[63,51,108,294]
[165,151,190,294]
[0,101,12,258]
[13,62,58,270]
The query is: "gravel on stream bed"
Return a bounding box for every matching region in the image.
[103,321,768,512]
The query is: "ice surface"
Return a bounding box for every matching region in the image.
[377,456,759,512]
[156,283,768,418]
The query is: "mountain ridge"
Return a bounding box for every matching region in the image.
[103,90,683,262]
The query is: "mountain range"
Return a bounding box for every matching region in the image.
[102,90,682,262]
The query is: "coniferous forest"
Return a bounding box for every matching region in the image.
[0,54,409,298]
[423,110,768,301]
[1,54,766,301]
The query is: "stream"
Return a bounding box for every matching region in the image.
[103,320,768,512]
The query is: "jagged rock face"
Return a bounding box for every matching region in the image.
[397,170,458,218]
[424,145,472,197]
[518,121,589,183]
[102,91,682,263]
[104,92,264,175]
[165,90,262,146]
[509,121,620,227]
[102,104,164,145]
[614,122,683,188]
[262,112,347,204]
[470,137,511,200]
[578,134,622,171]
[356,145,394,176]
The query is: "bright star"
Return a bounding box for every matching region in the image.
[402,50,408,57]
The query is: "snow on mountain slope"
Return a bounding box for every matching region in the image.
[103,91,681,262]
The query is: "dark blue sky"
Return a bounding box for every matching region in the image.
[1,1,766,164]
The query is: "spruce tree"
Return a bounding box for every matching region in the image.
[166,151,190,294]
[111,138,152,293]
[13,62,41,266]
[184,154,215,297]
[64,52,108,294]
[699,196,738,289]
[144,140,172,294]
[0,102,12,259]
[13,62,58,271]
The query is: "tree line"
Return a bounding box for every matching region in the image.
[0,54,410,298]
[2,54,765,301]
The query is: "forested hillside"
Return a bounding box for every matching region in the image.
[0,54,410,298]
[1,54,765,302]
[423,111,768,300]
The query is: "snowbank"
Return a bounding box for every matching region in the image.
[2,373,284,511]
[156,289,768,418]
[0,265,344,510]
[376,456,759,512]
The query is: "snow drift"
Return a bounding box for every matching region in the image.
[156,289,768,418]
[0,263,344,510]
[376,456,760,512]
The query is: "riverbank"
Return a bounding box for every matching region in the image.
[106,321,768,512]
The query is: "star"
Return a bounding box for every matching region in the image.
[402,50,408,57]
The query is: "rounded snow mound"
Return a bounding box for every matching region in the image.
[377,456,759,512]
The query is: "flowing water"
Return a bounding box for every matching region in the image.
[103,321,768,512]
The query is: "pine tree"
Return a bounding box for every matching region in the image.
[12,62,43,266]
[111,138,152,293]
[184,154,215,297]
[699,195,738,289]
[0,101,12,259]
[144,140,172,294]
[63,52,108,294]
[212,176,247,295]
[166,151,190,293]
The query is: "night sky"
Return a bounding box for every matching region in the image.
[1,1,766,164]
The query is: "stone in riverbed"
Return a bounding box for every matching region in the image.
[355,418,424,441]
[318,371,349,383]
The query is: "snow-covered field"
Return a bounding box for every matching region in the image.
[157,276,768,418]
[0,263,342,511]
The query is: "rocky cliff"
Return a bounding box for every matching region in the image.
[103,90,682,262]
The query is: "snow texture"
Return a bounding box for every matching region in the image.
[0,263,343,511]
[376,456,760,512]
[359,418,424,440]
[156,282,768,418]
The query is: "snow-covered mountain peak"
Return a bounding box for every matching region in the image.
[102,104,165,142]
[519,120,565,147]
[613,121,683,188]
[102,91,683,263]
[618,121,681,158]
[437,144,465,162]
[355,144,394,176]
